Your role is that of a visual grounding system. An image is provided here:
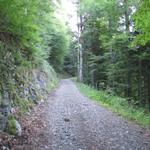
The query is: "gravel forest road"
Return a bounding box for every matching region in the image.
[17,79,150,150]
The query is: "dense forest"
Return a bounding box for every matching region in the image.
[0,0,150,138]
[66,0,150,111]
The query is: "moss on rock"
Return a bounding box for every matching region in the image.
[7,115,17,135]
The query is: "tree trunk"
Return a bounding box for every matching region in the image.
[138,59,142,105]
[147,74,150,111]
[143,62,150,111]
[124,0,132,100]
[77,11,83,82]
[108,18,114,90]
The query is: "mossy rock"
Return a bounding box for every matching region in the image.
[6,115,22,136]
[7,115,17,135]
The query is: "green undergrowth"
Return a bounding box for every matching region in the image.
[76,82,150,128]
[13,98,35,114]
[41,61,59,91]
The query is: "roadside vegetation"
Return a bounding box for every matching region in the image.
[66,0,150,124]
[76,82,150,127]
[71,0,150,109]
[0,0,70,135]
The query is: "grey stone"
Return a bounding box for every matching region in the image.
[19,92,25,98]
[1,146,10,150]
[38,78,46,89]
[24,88,29,95]
[3,90,9,100]
[15,120,22,136]
[0,114,7,131]
[0,104,11,116]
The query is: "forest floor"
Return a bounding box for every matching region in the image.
[1,79,150,150]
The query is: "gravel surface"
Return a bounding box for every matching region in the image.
[15,79,150,150]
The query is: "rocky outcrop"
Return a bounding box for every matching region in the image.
[0,68,58,135]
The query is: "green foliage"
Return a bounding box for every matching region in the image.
[48,21,71,71]
[0,0,70,125]
[133,0,150,45]
[0,0,71,70]
[68,0,150,111]
[76,82,150,127]
[40,60,58,91]
[7,115,17,135]
[64,37,78,75]
[13,98,34,114]
[0,0,42,62]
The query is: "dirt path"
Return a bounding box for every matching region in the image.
[14,79,150,150]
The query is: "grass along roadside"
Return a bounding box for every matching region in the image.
[76,82,150,128]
